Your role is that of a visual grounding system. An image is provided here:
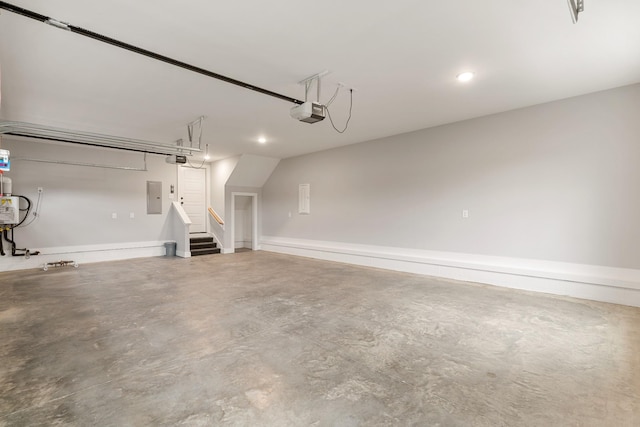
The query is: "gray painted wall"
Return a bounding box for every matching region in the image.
[1,138,175,248]
[262,84,640,269]
[210,155,240,220]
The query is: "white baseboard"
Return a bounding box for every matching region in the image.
[260,236,640,308]
[0,241,169,272]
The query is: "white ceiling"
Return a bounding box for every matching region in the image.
[1,0,639,161]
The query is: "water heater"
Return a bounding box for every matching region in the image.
[0,196,19,224]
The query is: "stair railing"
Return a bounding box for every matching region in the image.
[208,206,225,251]
[208,207,224,226]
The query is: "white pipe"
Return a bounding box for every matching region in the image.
[13,156,148,172]
[0,121,200,156]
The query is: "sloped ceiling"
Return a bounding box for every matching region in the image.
[0,0,638,161]
[226,154,280,188]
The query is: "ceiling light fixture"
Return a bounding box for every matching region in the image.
[258,137,267,144]
[204,144,210,160]
[456,72,475,82]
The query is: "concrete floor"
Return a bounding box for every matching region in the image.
[1,252,639,426]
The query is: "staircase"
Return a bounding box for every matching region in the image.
[190,236,221,257]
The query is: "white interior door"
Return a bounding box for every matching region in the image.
[178,166,207,233]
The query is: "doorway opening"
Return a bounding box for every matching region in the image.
[230,192,258,252]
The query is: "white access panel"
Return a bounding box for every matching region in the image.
[0,196,19,224]
[299,184,310,214]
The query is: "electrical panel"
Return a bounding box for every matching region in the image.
[0,196,19,224]
[147,181,162,214]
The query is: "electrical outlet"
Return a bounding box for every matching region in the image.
[37,187,43,193]
[462,209,469,218]
[111,213,117,220]
[129,212,135,219]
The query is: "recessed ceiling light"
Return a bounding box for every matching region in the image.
[456,72,475,82]
[258,136,267,144]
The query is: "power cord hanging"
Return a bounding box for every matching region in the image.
[325,88,353,134]
[19,191,43,228]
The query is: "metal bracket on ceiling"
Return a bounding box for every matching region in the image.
[45,18,70,31]
[299,71,331,103]
[186,116,205,149]
[568,0,584,23]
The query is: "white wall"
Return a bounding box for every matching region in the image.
[0,138,177,269]
[209,155,240,219]
[263,84,640,270]
[261,84,640,306]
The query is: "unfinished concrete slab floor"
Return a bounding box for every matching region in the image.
[1,252,639,426]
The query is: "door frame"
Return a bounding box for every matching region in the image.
[177,164,210,234]
[229,192,258,252]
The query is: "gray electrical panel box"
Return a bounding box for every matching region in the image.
[147,181,162,214]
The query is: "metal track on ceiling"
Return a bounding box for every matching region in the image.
[0,121,198,156]
[0,1,304,105]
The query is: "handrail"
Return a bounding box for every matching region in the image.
[208,207,224,225]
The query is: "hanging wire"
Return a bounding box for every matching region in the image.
[18,191,43,228]
[185,152,207,169]
[326,85,341,107]
[325,89,353,134]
